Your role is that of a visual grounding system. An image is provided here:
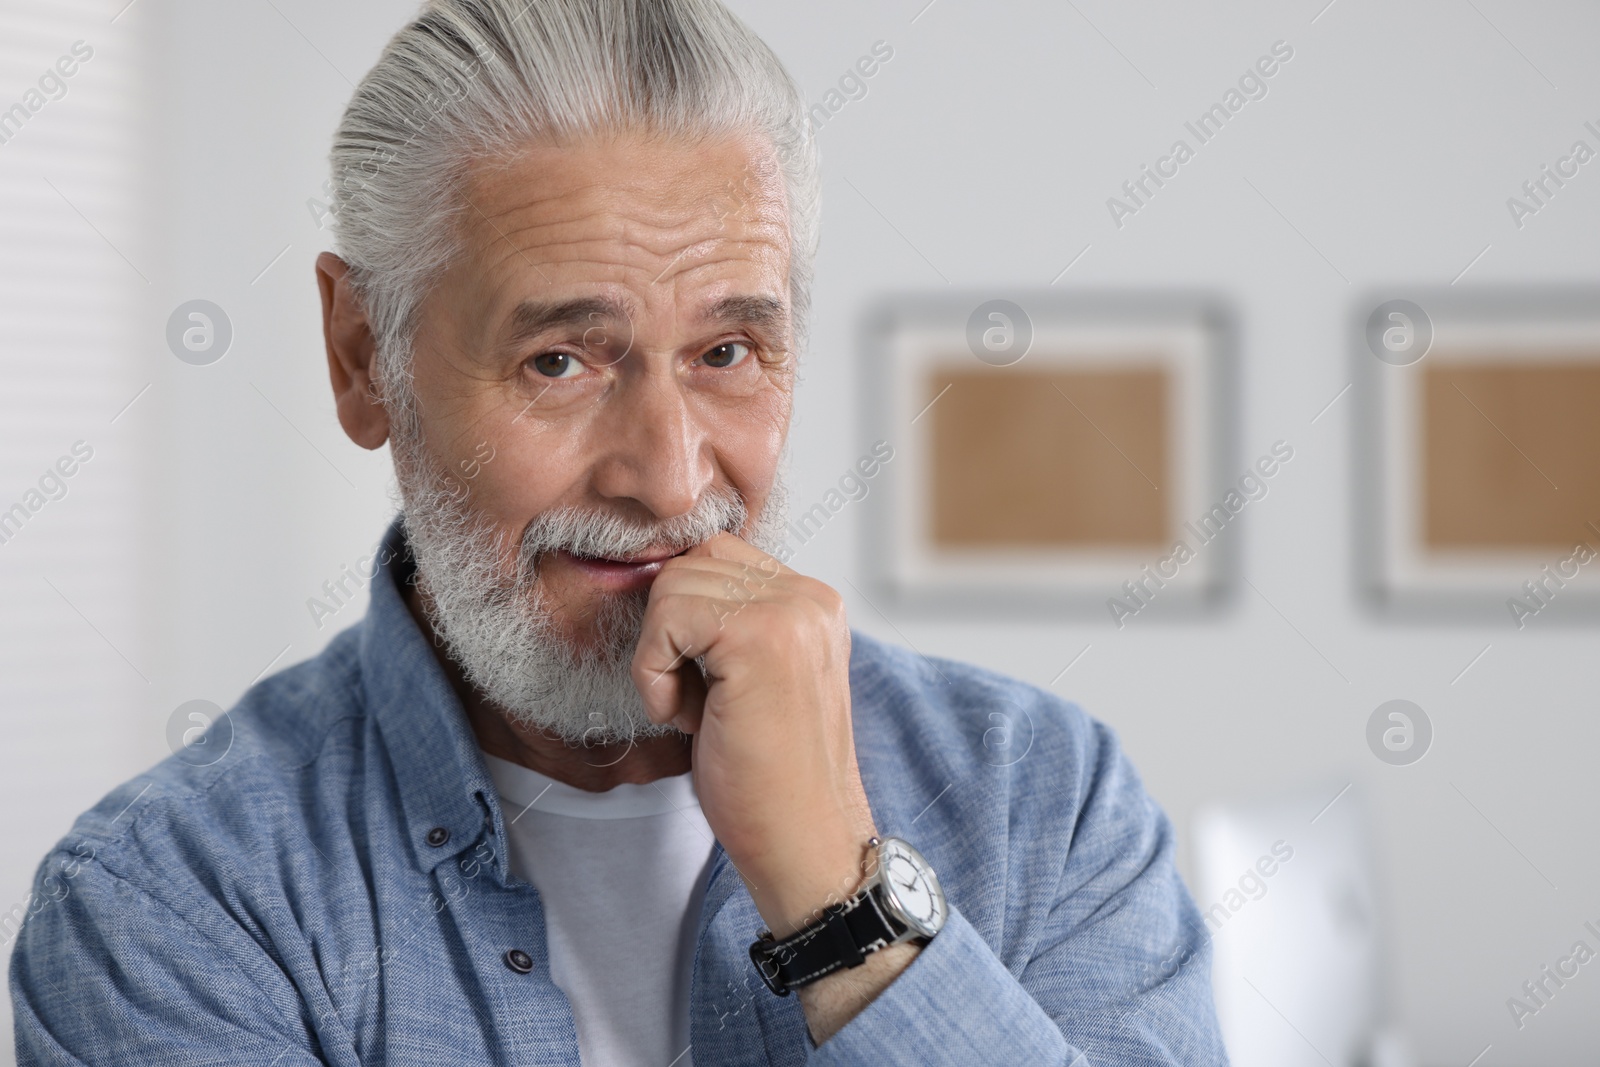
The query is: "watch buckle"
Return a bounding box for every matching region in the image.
[749,933,791,997]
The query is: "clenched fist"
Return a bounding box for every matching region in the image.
[631,533,879,939]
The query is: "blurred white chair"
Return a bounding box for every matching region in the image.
[1192,783,1411,1067]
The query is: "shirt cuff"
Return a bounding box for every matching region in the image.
[804,901,1079,1066]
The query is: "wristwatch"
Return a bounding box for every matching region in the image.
[748,836,947,996]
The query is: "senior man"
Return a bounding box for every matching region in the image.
[10,1,1225,1064]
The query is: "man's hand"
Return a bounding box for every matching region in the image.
[633,534,919,1042]
[631,533,877,938]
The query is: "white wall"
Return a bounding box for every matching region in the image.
[4,0,1598,1063]
[0,0,151,1056]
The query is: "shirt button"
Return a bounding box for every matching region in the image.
[503,949,534,974]
[425,827,450,847]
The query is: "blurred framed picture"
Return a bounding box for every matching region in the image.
[1356,288,1600,623]
[859,292,1235,615]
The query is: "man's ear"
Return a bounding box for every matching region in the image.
[316,251,390,450]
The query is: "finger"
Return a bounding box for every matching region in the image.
[632,593,731,723]
[680,531,793,575]
[650,555,788,606]
[633,638,693,724]
[657,553,844,626]
[636,651,685,727]
[670,663,708,734]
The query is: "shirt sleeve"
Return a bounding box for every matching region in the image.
[804,721,1228,1067]
[9,847,335,1067]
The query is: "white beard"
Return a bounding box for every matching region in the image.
[392,424,790,747]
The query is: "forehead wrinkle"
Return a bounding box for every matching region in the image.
[455,182,791,325]
[475,233,785,298]
[650,242,789,289]
[476,219,772,272]
[468,187,784,257]
[459,133,789,242]
[547,198,744,236]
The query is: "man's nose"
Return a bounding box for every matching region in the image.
[589,371,714,521]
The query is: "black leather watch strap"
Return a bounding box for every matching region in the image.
[749,886,906,997]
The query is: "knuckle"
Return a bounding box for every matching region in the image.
[797,578,845,619]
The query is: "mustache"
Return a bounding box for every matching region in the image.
[515,483,748,577]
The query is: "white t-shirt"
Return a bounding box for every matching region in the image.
[482,752,717,1067]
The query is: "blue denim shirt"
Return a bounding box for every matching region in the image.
[9,522,1226,1065]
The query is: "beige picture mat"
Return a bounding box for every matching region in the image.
[927,364,1170,550]
[1422,356,1600,550]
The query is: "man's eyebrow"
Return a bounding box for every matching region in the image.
[502,296,631,345]
[700,295,787,334]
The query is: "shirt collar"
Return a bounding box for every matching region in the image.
[480,751,700,820]
[360,518,512,879]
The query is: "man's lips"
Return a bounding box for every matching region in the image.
[547,548,685,592]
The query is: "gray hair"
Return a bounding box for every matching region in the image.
[326,0,821,436]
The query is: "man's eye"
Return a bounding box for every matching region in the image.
[530,352,583,378]
[702,342,750,369]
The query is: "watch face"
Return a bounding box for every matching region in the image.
[876,838,948,938]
